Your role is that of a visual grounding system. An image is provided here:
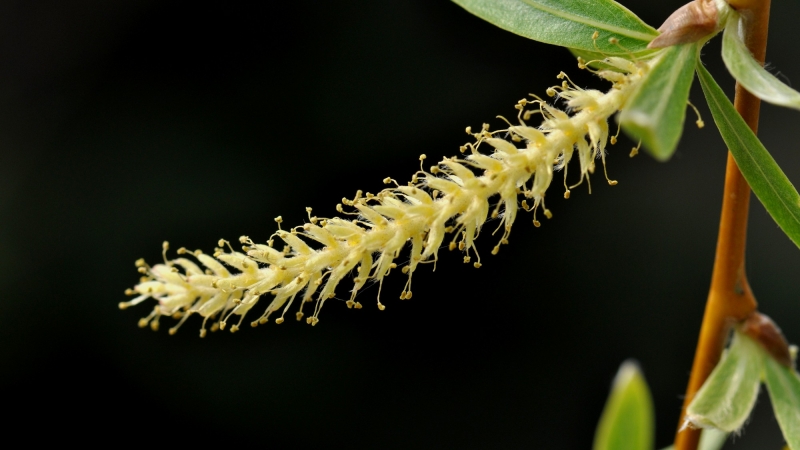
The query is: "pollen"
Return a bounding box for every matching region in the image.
[122,51,654,335]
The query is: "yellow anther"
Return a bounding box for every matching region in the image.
[491,246,500,255]
[473,262,482,268]
[564,190,571,199]
[463,256,471,264]
[377,302,386,311]
[275,317,284,324]
[296,312,304,321]
[533,220,541,227]
[544,209,553,219]
[448,242,456,251]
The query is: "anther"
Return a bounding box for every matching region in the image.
[544,209,553,219]
[473,262,482,268]
[465,126,472,134]
[419,154,426,161]
[448,242,456,251]
[564,190,571,199]
[230,325,239,333]
[275,317,284,324]
[608,180,618,186]
[377,302,386,311]
[354,302,363,309]
[463,256,471,264]
[296,312,304,321]
[491,246,500,255]
[533,220,541,227]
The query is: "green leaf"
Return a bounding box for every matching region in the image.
[593,361,654,450]
[763,354,800,450]
[451,0,658,55]
[685,332,763,432]
[618,43,699,161]
[697,63,800,249]
[722,12,800,111]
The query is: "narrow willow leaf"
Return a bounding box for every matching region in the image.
[659,428,728,450]
[722,13,800,111]
[593,361,654,450]
[618,43,699,161]
[685,332,763,432]
[697,63,800,249]
[451,0,658,55]
[763,355,800,450]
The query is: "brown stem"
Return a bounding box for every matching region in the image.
[673,1,770,449]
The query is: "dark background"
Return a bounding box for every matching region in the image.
[1,1,798,448]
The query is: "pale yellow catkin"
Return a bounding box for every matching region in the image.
[120,51,658,337]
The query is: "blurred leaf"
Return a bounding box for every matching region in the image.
[618,43,699,161]
[697,63,800,249]
[659,428,728,450]
[451,0,658,55]
[722,13,800,111]
[685,332,763,432]
[763,354,800,450]
[593,361,654,450]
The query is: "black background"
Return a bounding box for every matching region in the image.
[1,1,799,448]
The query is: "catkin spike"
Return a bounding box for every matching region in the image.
[122,52,655,335]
